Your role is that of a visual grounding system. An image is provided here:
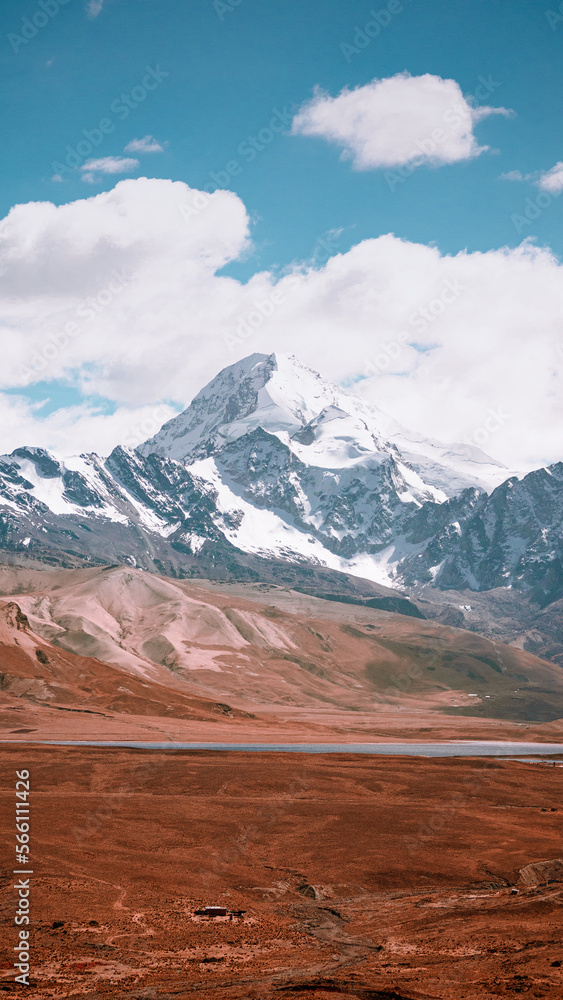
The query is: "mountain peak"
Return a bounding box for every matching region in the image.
[138,351,346,463]
[138,353,515,494]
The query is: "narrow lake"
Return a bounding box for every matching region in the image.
[8,740,563,756]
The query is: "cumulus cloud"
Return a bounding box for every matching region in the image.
[291,73,511,171]
[0,178,561,469]
[538,162,563,193]
[0,177,251,407]
[124,136,166,154]
[80,156,140,183]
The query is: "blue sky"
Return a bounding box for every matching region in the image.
[2,0,563,268]
[0,0,562,467]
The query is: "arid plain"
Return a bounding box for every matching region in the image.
[1,565,562,998]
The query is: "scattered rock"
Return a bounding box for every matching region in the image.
[215,702,234,717]
[518,859,563,887]
[297,883,317,899]
[2,602,30,631]
[322,906,346,920]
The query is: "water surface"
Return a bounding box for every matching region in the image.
[11,740,563,756]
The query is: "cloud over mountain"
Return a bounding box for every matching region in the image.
[0,177,561,468]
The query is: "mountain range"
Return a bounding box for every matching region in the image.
[0,353,561,664]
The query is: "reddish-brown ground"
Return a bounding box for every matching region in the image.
[1,746,562,999]
[1,567,563,997]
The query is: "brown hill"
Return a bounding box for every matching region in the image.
[0,565,562,741]
[0,596,257,741]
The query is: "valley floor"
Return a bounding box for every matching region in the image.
[0,746,562,999]
[3,698,563,744]
[217,703,563,745]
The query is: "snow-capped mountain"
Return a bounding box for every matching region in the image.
[140,352,512,495]
[395,463,563,604]
[0,353,560,615]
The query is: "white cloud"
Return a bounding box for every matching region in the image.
[0,397,177,460]
[0,178,561,470]
[291,73,511,171]
[86,0,104,17]
[80,156,139,183]
[538,162,563,193]
[500,170,527,182]
[500,163,563,194]
[124,136,166,154]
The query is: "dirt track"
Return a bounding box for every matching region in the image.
[1,746,562,998]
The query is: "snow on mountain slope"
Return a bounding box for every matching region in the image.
[139,353,514,494]
[0,444,225,548]
[0,354,558,608]
[0,447,129,523]
[134,353,528,585]
[186,455,398,586]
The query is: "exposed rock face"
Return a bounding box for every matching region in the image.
[1,600,30,630]
[518,859,563,887]
[399,464,563,604]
